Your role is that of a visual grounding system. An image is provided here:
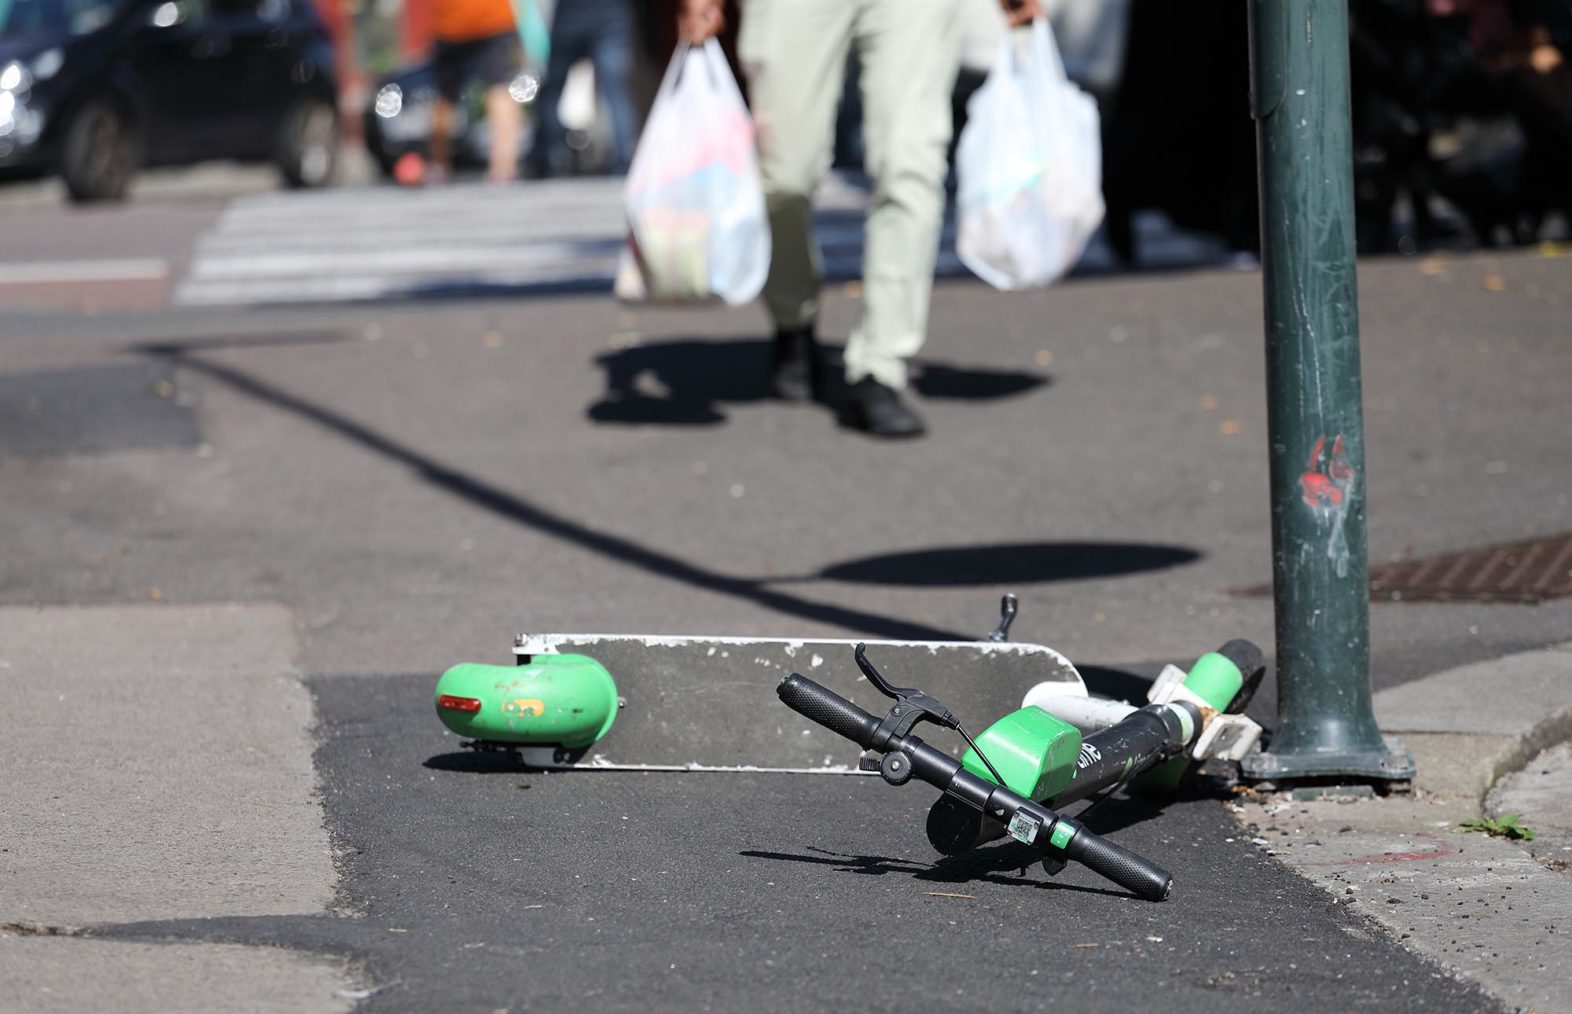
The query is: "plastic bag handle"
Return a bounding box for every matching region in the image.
[699,38,734,90]
[653,38,731,106]
[652,42,695,108]
[999,17,1070,84]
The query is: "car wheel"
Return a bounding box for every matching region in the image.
[279,99,340,189]
[60,99,137,204]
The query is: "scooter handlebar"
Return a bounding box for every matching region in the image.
[776,673,881,749]
[1058,821,1173,901]
[778,672,1174,902]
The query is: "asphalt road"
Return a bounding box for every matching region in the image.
[5,183,1570,1010]
[92,670,1495,1013]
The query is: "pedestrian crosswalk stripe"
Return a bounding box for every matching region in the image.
[175,174,963,307]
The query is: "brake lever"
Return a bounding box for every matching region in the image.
[855,643,959,733]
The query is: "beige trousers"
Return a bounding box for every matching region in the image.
[739,0,962,390]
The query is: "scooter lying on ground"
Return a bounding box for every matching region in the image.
[777,638,1266,901]
[431,598,1267,900]
[430,598,1091,771]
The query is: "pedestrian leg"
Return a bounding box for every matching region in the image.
[429,96,455,182]
[527,18,585,177]
[485,84,523,182]
[739,0,856,331]
[845,0,961,391]
[591,0,639,174]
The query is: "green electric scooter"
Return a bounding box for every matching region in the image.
[777,639,1267,900]
[432,600,1267,898]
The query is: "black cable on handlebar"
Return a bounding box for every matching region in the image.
[953,720,1008,789]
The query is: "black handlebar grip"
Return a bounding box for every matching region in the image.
[1217,638,1267,714]
[1060,825,1173,902]
[777,674,881,750]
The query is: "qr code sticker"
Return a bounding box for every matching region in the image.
[1007,812,1041,845]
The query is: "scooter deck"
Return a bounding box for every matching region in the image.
[462,634,1084,771]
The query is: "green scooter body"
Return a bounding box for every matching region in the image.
[1176,651,1245,713]
[961,707,1083,802]
[435,654,618,749]
[1142,650,1245,791]
[964,651,1247,799]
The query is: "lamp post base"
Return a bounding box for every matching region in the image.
[1241,735,1415,792]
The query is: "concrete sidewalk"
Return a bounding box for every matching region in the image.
[0,604,356,1011]
[1235,643,1572,1013]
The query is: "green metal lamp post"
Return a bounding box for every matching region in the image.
[1241,0,1414,788]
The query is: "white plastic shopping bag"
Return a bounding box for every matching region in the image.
[955,19,1104,290]
[619,41,770,305]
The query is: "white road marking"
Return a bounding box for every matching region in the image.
[0,257,169,285]
[175,175,963,306]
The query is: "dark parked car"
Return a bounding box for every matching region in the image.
[0,0,340,201]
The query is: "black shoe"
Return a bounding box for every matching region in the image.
[771,325,822,402]
[842,377,926,438]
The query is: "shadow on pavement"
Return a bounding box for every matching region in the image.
[588,338,776,426]
[912,362,1046,401]
[423,751,528,774]
[740,847,929,877]
[740,846,1133,898]
[1075,662,1160,705]
[813,542,1200,587]
[133,330,358,356]
[130,340,1196,645]
[133,343,968,641]
[927,845,1135,898]
[587,338,1048,426]
[397,273,617,303]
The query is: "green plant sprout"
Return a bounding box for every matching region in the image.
[1459,813,1536,841]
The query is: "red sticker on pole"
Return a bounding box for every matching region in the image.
[1298,436,1357,576]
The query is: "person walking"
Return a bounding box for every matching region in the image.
[679,0,1041,437]
[526,0,640,178]
[429,0,525,183]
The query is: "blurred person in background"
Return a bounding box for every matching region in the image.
[678,0,1044,438]
[1347,0,1570,249]
[1437,0,1572,236]
[1101,0,1258,264]
[429,0,523,183]
[526,0,638,177]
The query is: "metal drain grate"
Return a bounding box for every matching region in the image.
[1236,533,1572,603]
[1368,533,1572,604]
